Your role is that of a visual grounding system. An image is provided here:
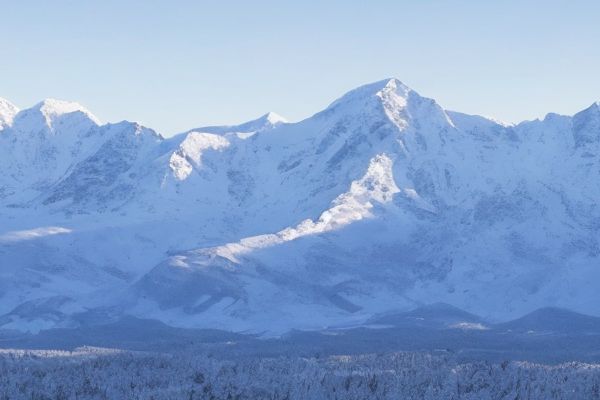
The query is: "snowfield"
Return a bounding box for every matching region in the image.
[1,78,600,334]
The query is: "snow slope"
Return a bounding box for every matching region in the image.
[0,98,19,130]
[1,79,600,334]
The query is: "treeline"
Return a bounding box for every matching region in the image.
[0,347,599,399]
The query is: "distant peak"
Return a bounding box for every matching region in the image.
[585,101,600,111]
[584,101,600,111]
[262,111,288,125]
[33,98,101,125]
[357,77,410,92]
[574,101,600,121]
[187,111,288,137]
[11,98,101,134]
[326,78,414,111]
[352,77,412,97]
[380,77,409,90]
[0,97,19,128]
[0,97,18,111]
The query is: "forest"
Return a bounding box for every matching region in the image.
[1,347,599,399]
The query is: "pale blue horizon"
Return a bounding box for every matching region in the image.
[2,0,599,136]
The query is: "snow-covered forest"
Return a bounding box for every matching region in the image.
[1,347,599,399]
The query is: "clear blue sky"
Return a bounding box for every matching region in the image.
[2,0,599,136]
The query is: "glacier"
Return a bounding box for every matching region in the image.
[1,78,600,334]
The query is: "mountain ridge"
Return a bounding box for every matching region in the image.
[1,78,600,334]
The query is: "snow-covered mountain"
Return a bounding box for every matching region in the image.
[1,79,600,334]
[0,98,19,130]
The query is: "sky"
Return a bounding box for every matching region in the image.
[1,0,600,136]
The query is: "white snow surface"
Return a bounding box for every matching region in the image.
[1,78,600,334]
[0,226,72,243]
[0,98,19,130]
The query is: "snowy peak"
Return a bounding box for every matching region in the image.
[572,101,600,147]
[0,97,19,129]
[35,98,100,123]
[326,78,412,112]
[375,77,412,100]
[320,78,453,136]
[188,111,287,138]
[110,120,162,140]
[232,111,288,133]
[574,101,600,119]
[262,111,288,125]
[12,98,100,136]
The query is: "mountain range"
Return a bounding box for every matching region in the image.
[1,78,600,334]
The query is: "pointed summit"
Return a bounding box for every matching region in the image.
[0,97,19,129]
[326,78,413,111]
[262,111,288,125]
[318,77,453,138]
[574,101,600,118]
[572,101,600,147]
